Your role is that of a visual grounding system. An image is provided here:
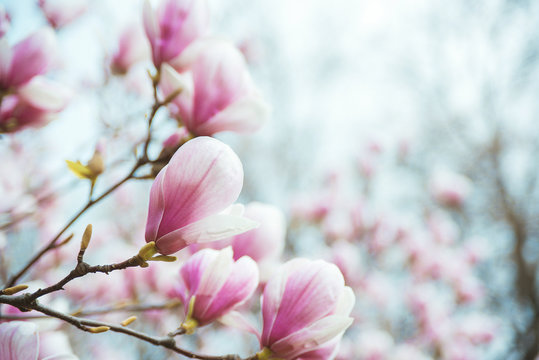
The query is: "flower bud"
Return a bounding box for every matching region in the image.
[145,136,258,255]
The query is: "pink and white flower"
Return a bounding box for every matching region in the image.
[259,258,355,360]
[0,77,71,133]
[145,136,258,255]
[160,39,269,136]
[110,23,151,75]
[172,247,258,328]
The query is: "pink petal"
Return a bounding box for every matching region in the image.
[195,94,269,135]
[7,28,56,87]
[159,63,193,121]
[197,255,258,323]
[145,168,167,243]
[262,259,345,346]
[190,41,249,130]
[155,136,243,238]
[0,38,13,87]
[180,247,218,297]
[0,321,39,360]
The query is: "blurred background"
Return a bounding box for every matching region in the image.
[1,0,539,359]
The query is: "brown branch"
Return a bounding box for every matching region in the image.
[0,295,248,360]
[0,301,182,320]
[4,80,172,288]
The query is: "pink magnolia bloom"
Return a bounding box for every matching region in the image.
[0,28,56,90]
[259,258,355,360]
[0,321,78,360]
[38,0,87,29]
[145,136,258,255]
[0,77,71,133]
[428,169,472,208]
[173,247,258,327]
[110,23,151,75]
[160,40,269,136]
[143,0,209,68]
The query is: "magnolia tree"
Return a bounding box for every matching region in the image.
[0,0,536,359]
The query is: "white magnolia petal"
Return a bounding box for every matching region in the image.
[221,203,245,217]
[271,315,353,359]
[17,76,71,110]
[178,213,259,245]
[198,94,269,135]
[334,286,355,317]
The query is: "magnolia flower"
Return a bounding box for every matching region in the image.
[0,77,71,133]
[145,136,258,255]
[38,0,87,29]
[0,28,56,90]
[428,169,472,208]
[0,321,78,360]
[110,23,151,75]
[143,0,209,68]
[258,259,355,360]
[160,40,269,136]
[172,247,258,331]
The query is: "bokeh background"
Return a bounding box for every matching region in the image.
[2,0,539,359]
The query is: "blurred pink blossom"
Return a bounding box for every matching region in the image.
[0,77,71,133]
[145,136,258,255]
[355,329,394,360]
[111,23,151,75]
[429,169,472,208]
[0,28,56,90]
[160,40,269,135]
[143,0,209,68]
[38,0,87,29]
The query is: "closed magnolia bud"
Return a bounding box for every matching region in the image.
[145,137,258,255]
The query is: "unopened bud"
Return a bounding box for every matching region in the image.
[120,316,137,327]
[88,326,110,333]
[2,284,28,295]
[81,224,92,251]
[87,151,105,176]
